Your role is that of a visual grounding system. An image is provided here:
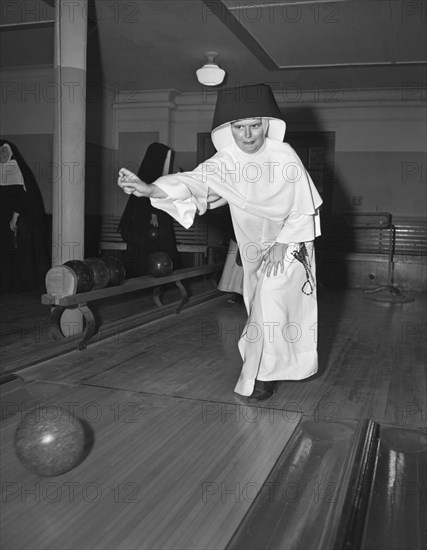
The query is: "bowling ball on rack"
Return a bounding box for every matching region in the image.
[63,260,94,293]
[14,407,87,477]
[84,258,110,289]
[101,256,126,286]
[147,252,173,278]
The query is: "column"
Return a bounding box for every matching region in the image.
[52,0,88,336]
[52,0,88,266]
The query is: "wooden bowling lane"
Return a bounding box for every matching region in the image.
[360,425,427,550]
[227,419,369,550]
[18,289,427,429]
[17,297,245,398]
[1,384,301,550]
[2,289,426,549]
[227,421,427,550]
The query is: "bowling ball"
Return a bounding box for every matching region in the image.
[148,226,160,240]
[101,256,126,286]
[147,252,173,278]
[14,407,87,477]
[64,260,94,293]
[84,258,110,289]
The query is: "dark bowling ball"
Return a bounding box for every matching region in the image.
[84,258,110,289]
[148,225,160,240]
[14,407,87,477]
[64,260,94,293]
[101,256,126,286]
[147,252,173,278]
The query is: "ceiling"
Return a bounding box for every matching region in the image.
[1,0,426,93]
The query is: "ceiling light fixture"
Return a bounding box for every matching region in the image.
[196,51,226,86]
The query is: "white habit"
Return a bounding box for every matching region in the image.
[149,135,323,396]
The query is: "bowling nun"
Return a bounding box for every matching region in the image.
[118,83,323,401]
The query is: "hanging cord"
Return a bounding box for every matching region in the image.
[292,243,315,295]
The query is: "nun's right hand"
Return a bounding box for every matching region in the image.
[118,168,149,197]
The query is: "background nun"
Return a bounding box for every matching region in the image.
[0,140,49,293]
[118,142,180,277]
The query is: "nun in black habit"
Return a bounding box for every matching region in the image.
[118,142,180,276]
[0,139,50,293]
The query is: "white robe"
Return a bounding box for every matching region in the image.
[150,138,323,396]
[217,239,244,295]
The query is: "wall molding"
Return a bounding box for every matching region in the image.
[114,86,426,109]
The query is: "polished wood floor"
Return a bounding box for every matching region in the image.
[1,287,426,549]
[0,277,220,374]
[4,287,425,428]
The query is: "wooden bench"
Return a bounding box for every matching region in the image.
[318,213,427,258]
[393,216,427,257]
[99,216,126,253]
[173,218,209,266]
[42,263,223,351]
[99,216,210,266]
[317,212,427,291]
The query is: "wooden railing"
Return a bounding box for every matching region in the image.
[42,263,224,350]
[99,215,210,265]
[317,214,427,258]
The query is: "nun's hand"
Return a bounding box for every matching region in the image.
[261,242,287,277]
[118,168,150,198]
[9,212,19,232]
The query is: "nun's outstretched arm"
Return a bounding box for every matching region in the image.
[118,168,167,199]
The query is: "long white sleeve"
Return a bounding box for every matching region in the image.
[150,171,226,229]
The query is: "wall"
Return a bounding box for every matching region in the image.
[1,67,55,212]
[265,89,425,217]
[293,91,426,217]
[0,66,116,216]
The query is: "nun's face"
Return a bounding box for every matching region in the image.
[0,144,12,164]
[231,118,265,154]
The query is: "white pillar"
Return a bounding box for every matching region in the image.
[52,0,88,336]
[52,0,88,266]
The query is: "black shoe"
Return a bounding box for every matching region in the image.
[249,380,278,401]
